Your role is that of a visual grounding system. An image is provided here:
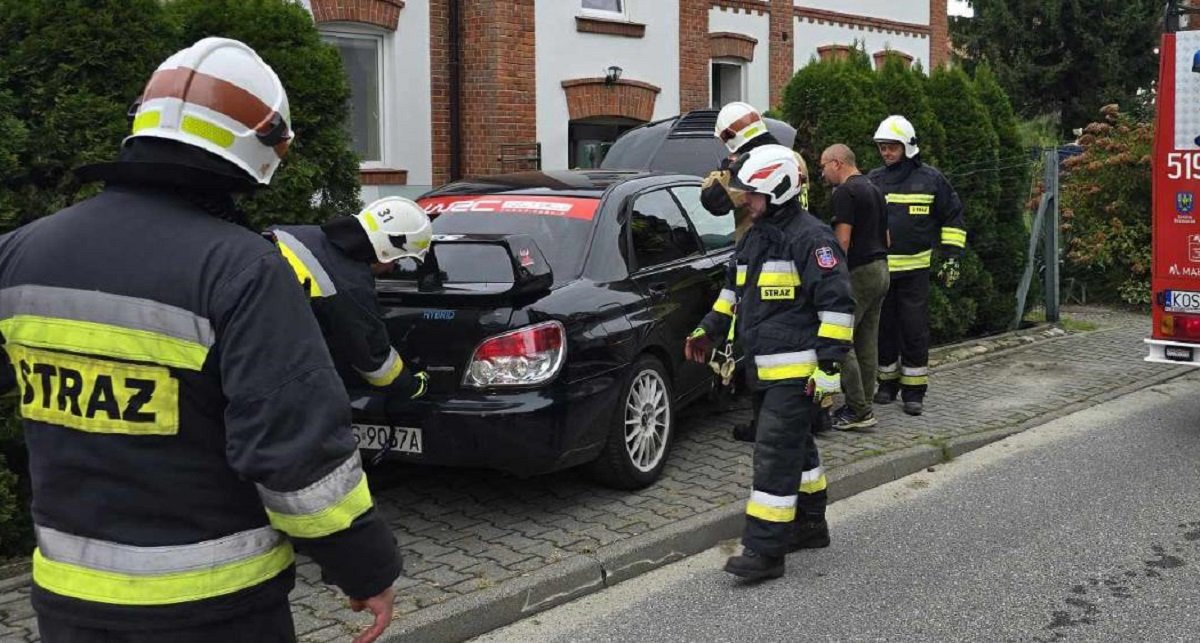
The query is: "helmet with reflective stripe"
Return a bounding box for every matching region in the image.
[128,37,293,185]
[728,144,803,206]
[873,115,920,158]
[715,101,769,153]
[355,197,433,263]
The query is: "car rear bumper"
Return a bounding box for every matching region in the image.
[349,375,623,476]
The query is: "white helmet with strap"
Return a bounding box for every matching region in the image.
[728,144,803,206]
[355,197,433,263]
[715,101,769,153]
[128,37,293,185]
[874,115,920,158]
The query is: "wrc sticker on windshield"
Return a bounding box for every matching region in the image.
[761,286,795,300]
[815,246,838,270]
[7,345,179,435]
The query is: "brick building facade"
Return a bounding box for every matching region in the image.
[302,0,950,198]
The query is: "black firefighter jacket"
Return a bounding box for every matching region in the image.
[867,158,967,273]
[0,185,400,629]
[699,202,856,388]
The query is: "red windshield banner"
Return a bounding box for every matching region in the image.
[418,196,599,221]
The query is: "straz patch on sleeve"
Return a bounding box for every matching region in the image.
[760,286,795,300]
[8,345,180,435]
[909,205,931,215]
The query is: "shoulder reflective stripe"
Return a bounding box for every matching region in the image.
[885,193,936,205]
[0,318,207,371]
[257,452,367,516]
[0,285,214,350]
[712,289,736,316]
[33,542,293,606]
[887,250,933,272]
[272,230,337,298]
[818,311,854,327]
[736,265,748,287]
[754,351,818,381]
[746,490,797,523]
[36,525,283,575]
[941,227,967,248]
[818,323,854,341]
[799,467,828,494]
[266,476,373,539]
[355,349,405,387]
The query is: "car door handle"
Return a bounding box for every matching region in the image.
[647,282,669,296]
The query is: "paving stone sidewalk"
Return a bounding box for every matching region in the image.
[0,308,1189,642]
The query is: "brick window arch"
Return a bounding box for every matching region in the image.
[709,32,758,62]
[311,0,404,31]
[561,78,662,122]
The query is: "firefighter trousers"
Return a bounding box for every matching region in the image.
[878,268,930,400]
[38,601,296,643]
[743,383,826,557]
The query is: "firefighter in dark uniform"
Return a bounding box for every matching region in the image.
[868,115,967,416]
[686,145,855,579]
[0,38,400,641]
[268,196,433,401]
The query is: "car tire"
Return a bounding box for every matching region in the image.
[587,354,675,490]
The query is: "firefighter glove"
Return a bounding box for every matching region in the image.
[700,171,735,216]
[807,362,841,403]
[685,327,713,364]
[938,256,961,288]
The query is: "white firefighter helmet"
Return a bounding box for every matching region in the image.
[729,144,803,206]
[355,197,433,263]
[715,101,769,153]
[128,37,293,185]
[873,115,920,158]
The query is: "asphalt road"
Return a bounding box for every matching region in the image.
[474,373,1200,643]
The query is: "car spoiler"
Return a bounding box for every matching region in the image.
[382,233,553,299]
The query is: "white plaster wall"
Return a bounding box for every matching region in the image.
[708,7,771,113]
[796,0,929,26]
[793,18,931,71]
[535,0,681,170]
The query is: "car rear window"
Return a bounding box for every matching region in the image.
[413,196,599,286]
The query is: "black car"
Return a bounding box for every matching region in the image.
[348,170,738,488]
[600,109,796,176]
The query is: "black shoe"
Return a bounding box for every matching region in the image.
[811,408,833,435]
[832,407,878,431]
[724,547,785,580]
[903,400,924,416]
[732,422,756,443]
[789,519,831,552]
[873,381,898,404]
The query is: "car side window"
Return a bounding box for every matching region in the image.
[629,189,701,270]
[671,185,735,252]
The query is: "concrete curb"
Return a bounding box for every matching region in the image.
[387,362,1194,643]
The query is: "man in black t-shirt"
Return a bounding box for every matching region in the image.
[820,144,890,430]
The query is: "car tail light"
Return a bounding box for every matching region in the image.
[464,321,566,388]
[1161,313,1200,339]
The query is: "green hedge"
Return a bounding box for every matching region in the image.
[780,53,1029,344]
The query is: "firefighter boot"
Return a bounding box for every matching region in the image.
[902,389,924,416]
[789,519,830,552]
[724,547,785,580]
[873,380,899,404]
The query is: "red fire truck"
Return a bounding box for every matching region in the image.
[1147,6,1200,364]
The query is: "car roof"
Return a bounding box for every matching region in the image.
[419,170,697,200]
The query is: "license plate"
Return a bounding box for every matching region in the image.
[1165,290,1200,313]
[352,423,423,454]
[1165,346,1195,362]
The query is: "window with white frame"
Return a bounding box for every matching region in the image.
[321,30,385,163]
[581,0,625,18]
[711,60,744,109]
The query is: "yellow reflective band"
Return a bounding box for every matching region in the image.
[362,353,405,387]
[266,475,374,539]
[799,473,828,494]
[362,211,380,232]
[741,125,762,140]
[818,322,854,341]
[886,193,936,205]
[747,502,796,523]
[7,345,179,435]
[32,542,294,606]
[713,298,734,316]
[900,374,929,386]
[277,241,325,298]
[757,362,816,381]
[760,286,794,300]
[909,206,930,215]
[131,111,161,134]
[180,115,235,149]
[0,316,208,371]
[413,237,431,250]
[942,227,967,248]
[757,272,801,287]
[736,265,747,287]
[879,370,900,381]
[887,250,933,272]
